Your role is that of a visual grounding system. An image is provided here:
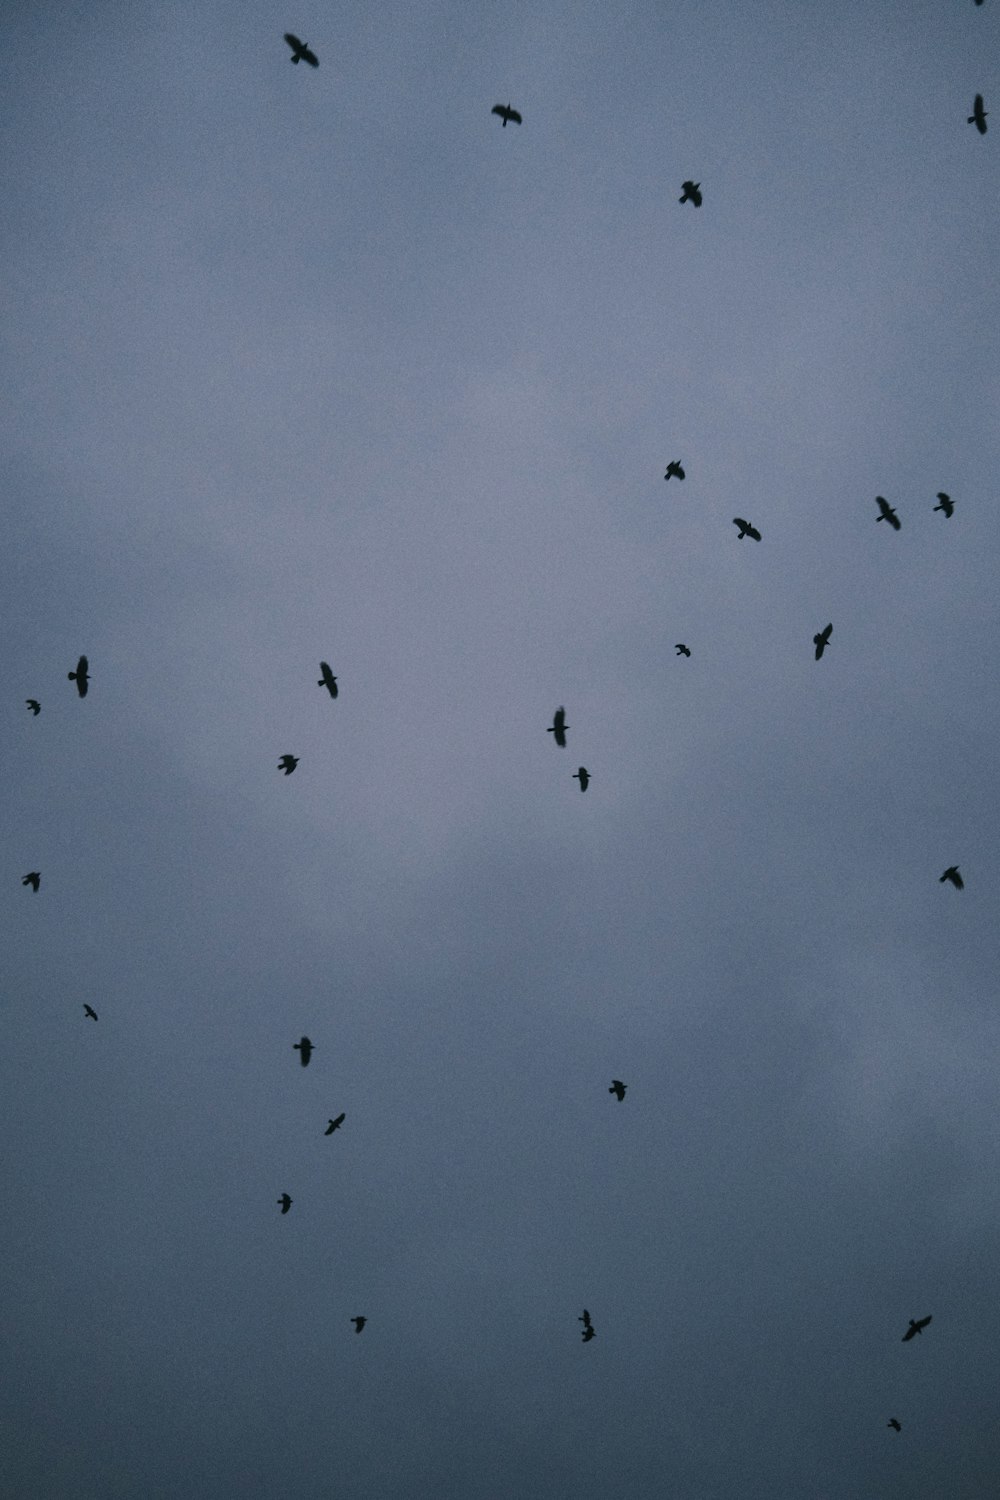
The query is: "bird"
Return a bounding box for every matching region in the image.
[874,496,901,530]
[277,1194,293,1213]
[733,518,761,541]
[294,1037,314,1066]
[934,492,954,517]
[317,662,338,698]
[679,181,702,206]
[664,461,685,481]
[325,1113,346,1134]
[968,94,988,133]
[675,644,691,657]
[813,623,833,660]
[609,1080,626,1101]
[25,699,40,715]
[887,1419,901,1432]
[492,103,522,127]
[547,707,569,747]
[83,1004,98,1021]
[22,872,40,892]
[573,767,590,792]
[902,1316,932,1341]
[284,33,318,66]
[939,866,964,889]
[278,754,299,775]
[68,655,89,696]
[351,1316,367,1333]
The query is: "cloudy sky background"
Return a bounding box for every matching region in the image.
[4,1,999,1495]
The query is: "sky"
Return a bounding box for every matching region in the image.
[3,1,999,1495]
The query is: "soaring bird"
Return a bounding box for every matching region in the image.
[284,33,318,66]
[887,1419,902,1432]
[548,707,569,747]
[25,699,40,715]
[609,1080,626,1101]
[294,1037,314,1066]
[679,181,702,206]
[934,492,954,517]
[317,662,338,698]
[573,767,590,792]
[351,1316,367,1333]
[874,496,901,530]
[83,1004,98,1021]
[664,460,685,481]
[968,94,988,133]
[278,754,299,775]
[733,518,761,541]
[68,656,89,696]
[22,872,40,892]
[902,1316,932,1341]
[675,644,691,657]
[939,866,964,889]
[277,1194,293,1213]
[813,623,833,660]
[325,1113,346,1134]
[492,103,522,127]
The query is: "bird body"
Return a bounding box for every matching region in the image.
[934,492,954,517]
[294,1037,314,1065]
[609,1080,626,1101]
[278,1194,293,1213]
[902,1316,932,1341]
[22,872,40,892]
[68,656,89,696]
[888,1419,901,1432]
[969,94,988,132]
[318,662,338,698]
[352,1316,367,1333]
[679,181,702,206]
[813,624,833,660]
[25,699,40,715]
[582,1325,596,1342]
[940,866,963,889]
[492,103,522,127]
[675,644,691,657]
[548,707,569,747]
[325,1113,346,1134]
[733,518,761,541]
[573,767,590,792]
[284,33,318,66]
[83,1004,98,1020]
[875,496,901,529]
[278,754,299,775]
[664,461,685,481]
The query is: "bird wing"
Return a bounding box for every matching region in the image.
[902,1324,917,1340]
[916,1316,932,1331]
[748,526,761,540]
[332,1112,345,1128]
[302,47,319,66]
[733,518,748,530]
[284,33,303,48]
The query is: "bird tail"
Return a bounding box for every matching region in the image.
[291,54,299,63]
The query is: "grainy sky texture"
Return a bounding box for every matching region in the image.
[4,2,1000,1496]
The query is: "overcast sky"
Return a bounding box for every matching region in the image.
[3,1,1000,1496]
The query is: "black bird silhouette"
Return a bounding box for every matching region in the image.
[294,1037,314,1065]
[22,872,40,892]
[733,518,761,541]
[317,662,338,698]
[675,644,691,657]
[578,1309,593,1327]
[609,1080,626,1101]
[902,1316,932,1341]
[68,655,89,696]
[492,103,522,127]
[968,94,988,133]
[813,623,833,660]
[548,707,569,747]
[887,1419,901,1432]
[83,1004,98,1021]
[874,496,901,530]
[25,699,40,715]
[284,33,318,66]
[278,754,299,775]
[679,181,702,206]
[664,461,685,481]
[939,866,964,889]
[325,1113,346,1134]
[573,767,590,792]
[351,1316,367,1333]
[934,492,954,517]
[278,1194,293,1213]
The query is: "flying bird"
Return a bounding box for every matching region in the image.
[278,754,299,775]
[887,1419,901,1432]
[22,872,40,892]
[294,1037,314,1066]
[325,1113,346,1134]
[968,94,988,133]
[609,1080,626,1101]
[317,662,338,698]
[939,866,964,889]
[679,181,702,206]
[675,644,691,657]
[83,1004,98,1021]
[573,767,590,792]
[902,1316,932,1341]
[664,461,685,481]
[277,1194,293,1213]
[351,1316,367,1333]
[733,518,761,540]
[934,492,954,517]
[284,33,318,66]
[68,656,89,696]
[813,623,833,660]
[874,496,901,530]
[548,707,569,747]
[492,103,522,127]
[25,699,40,715]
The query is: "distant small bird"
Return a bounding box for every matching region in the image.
[548,707,569,747]
[968,94,988,133]
[573,767,590,792]
[609,1080,626,1101]
[887,1419,901,1432]
[325,1113,346,1134]
[278,754,299,775]
[675,644,691,657]
[902,1316,932,1341]
[294,1037,314,1066]
[733,518,761,541]
[22,872,40,892]
[284,33,318,66]
[813,623,833,660]
[492,103,522,127]
[278,1194,293,1213]
[317,662,338,698]
[351,1316,367,1333]
[25,699,40,715]
[934,492,954,518]
[939,866,964,889]
[83,1004,98,1021]
[874,496,901,530]
[679,181,702,206]
[664,461,685,481]
[68,655,89,696]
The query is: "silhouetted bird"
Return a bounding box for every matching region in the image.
[874,496,901,530]
[939,866,963,889]
[278,754,299,775]
[934,492,954,517]
[733,518,761,541]
[902,1316,932,1341]
[284,33,318,66]
[294,1037,314,1065]
[278,1194,293,1213]
[318,662,338,698]
[325,1113,346,1134]
[22,872,40,892]
[548,707,569,747]
[83,1004,98,1021]
[664,461,685,481]
[675,644,691,657]
[968,94,988,132]
[888,1419,901,1432]
[573,767,590,792]
[68,656,89,696]
[25,699,40,715]
[813,624,833,660]
[582,1324,596,1342]
[679,181,702,206]
[609,1080,626,1101]
[351,1316,367,1333]
[492,103,522,127]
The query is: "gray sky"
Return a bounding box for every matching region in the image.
[4,1,999,1495]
